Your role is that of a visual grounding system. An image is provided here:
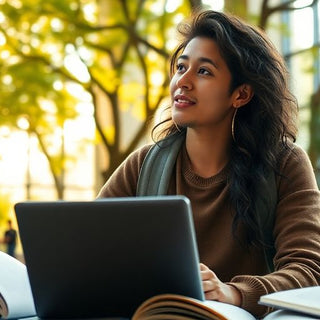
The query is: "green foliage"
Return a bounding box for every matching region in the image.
[0,0,199,197]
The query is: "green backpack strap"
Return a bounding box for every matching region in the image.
[137,132,185,196]
[137,131,277,272]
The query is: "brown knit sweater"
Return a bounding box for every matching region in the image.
[97,142,320,318]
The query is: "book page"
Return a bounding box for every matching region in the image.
[203,300,256,320]
[0,252,36,319]
[133,294,256,320]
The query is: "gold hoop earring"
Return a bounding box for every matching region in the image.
[231,108,237,142]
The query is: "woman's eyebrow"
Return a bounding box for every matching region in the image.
[178,54,219,69]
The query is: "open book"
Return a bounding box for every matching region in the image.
[0,252,36,319]
[259,286,320,318]
[131,294,256,320]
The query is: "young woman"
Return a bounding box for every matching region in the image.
[98,10,320,318]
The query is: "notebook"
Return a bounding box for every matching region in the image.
[14,196,204,319]
[259,286,320,318]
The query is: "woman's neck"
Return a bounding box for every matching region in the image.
[185,128,231,178]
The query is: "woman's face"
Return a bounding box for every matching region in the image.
[170,36,238,132]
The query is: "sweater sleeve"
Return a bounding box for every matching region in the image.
[229,144,320,318]
[96,144,152,198]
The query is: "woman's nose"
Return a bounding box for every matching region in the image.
[176,71,193,90]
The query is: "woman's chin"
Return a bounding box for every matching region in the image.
[172,116,191,128]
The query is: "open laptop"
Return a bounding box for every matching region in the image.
[14,196,204,319]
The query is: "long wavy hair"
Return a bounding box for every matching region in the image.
[152,10,298,247]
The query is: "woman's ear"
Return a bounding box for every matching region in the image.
[232,84,254,108]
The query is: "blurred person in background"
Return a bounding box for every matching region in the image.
[3,219,17,257]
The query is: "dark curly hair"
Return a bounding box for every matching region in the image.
[152,10,298,246]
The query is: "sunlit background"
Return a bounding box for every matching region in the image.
[0,0,320,258]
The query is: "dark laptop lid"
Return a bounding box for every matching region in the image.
[14,196,204,319]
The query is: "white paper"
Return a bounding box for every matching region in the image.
[0,252,36,319]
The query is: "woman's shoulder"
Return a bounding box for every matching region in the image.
[278,140,312,170]
[136,143,154,154]
[276,140,318,190]
[115,143,155,175]
[127,143,154,164]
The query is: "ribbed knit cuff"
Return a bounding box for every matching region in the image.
[227,277,272,319]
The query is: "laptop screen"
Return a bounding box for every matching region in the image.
[15,196,204,319]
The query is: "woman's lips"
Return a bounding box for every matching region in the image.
[174,94,196,108]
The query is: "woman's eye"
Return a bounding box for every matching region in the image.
[198,68,211,75]
[176,63,186,72]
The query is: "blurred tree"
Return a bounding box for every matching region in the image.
[0,58,78,199]
[259,0,319,29]
[0,1,80,199]
[0,0,206,198]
